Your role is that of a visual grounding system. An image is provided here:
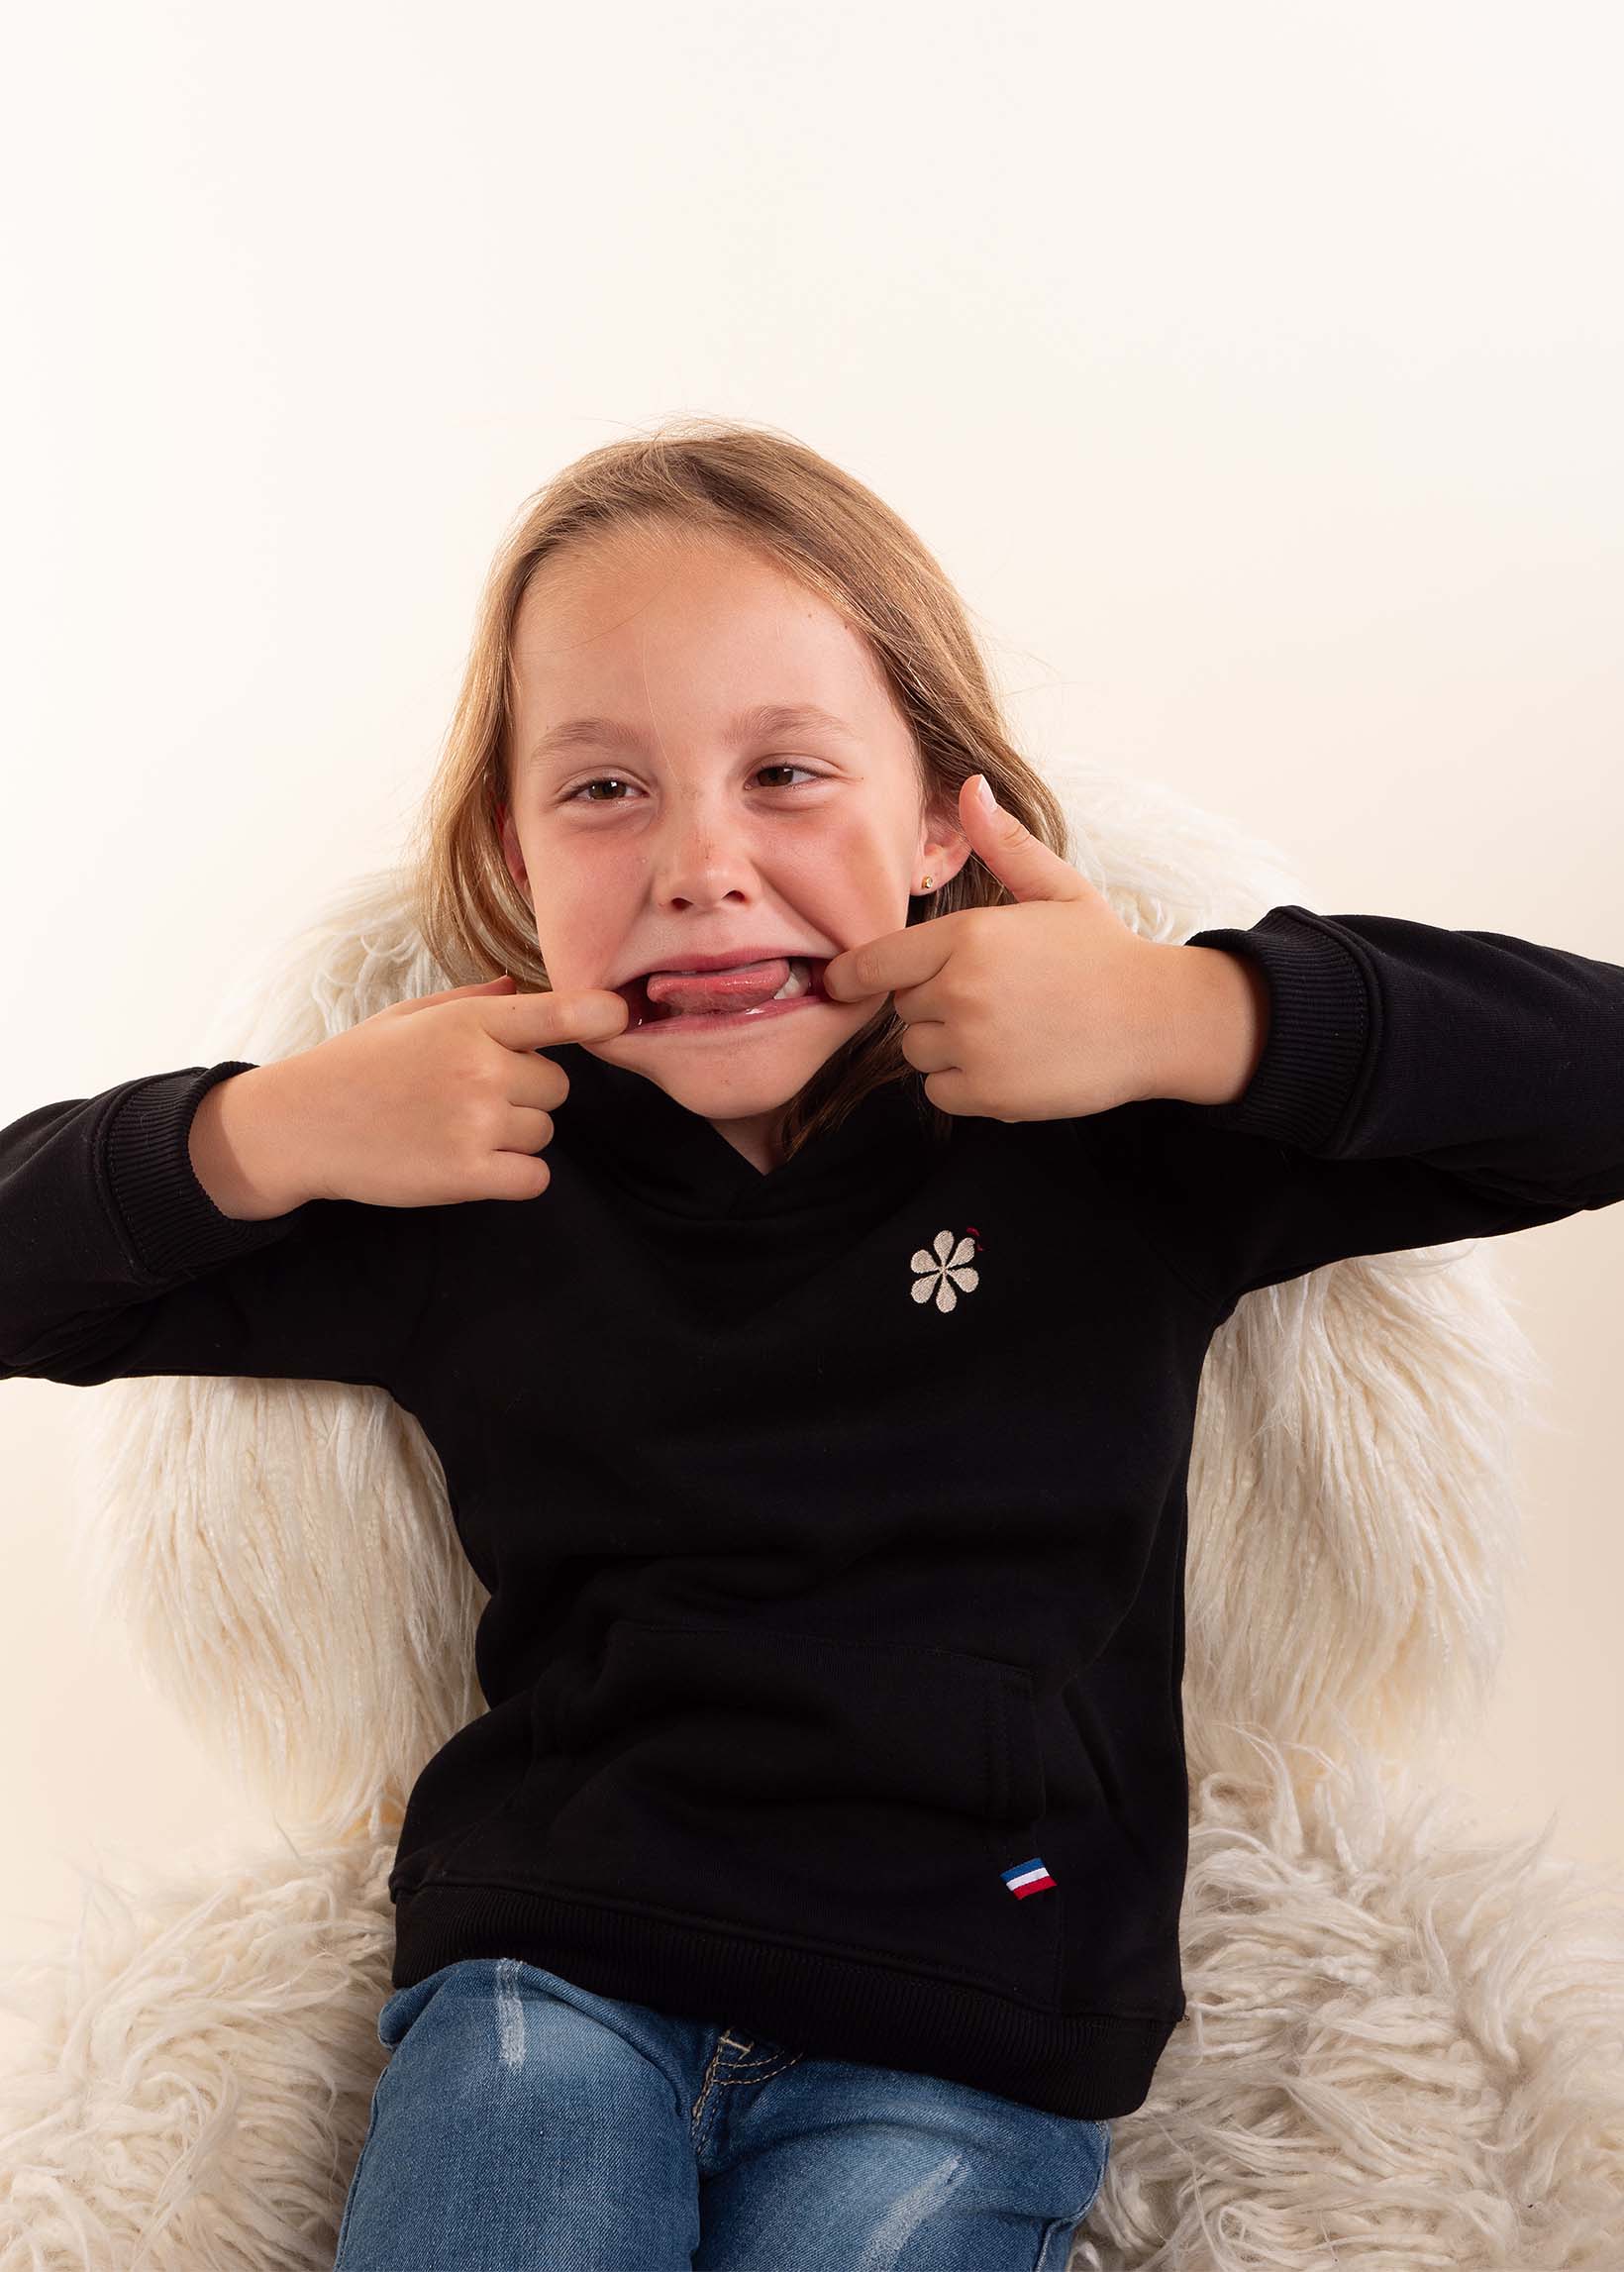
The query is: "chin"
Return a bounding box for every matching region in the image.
[588,1016,848,1104]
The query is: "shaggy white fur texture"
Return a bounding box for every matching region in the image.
[1,755,1619,2269]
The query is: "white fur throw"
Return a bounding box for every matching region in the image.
[1,754,1619,2270]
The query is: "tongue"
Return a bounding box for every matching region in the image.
[645,957,795,1017]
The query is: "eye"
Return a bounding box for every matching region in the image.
[561,763,823,805]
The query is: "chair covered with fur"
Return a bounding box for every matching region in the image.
[2,751,1621,2272]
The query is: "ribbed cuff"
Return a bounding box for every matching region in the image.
[101,1062,312,1282]
[1180,904,1371,1154]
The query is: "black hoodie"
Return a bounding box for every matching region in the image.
[3,903,1621,2118]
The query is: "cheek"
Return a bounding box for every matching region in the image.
[786,816,904,908]
[532,857,645,965]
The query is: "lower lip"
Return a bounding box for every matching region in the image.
[624,989,831,1038]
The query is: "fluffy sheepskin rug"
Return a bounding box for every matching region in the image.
[1,754,1620,2269]
[2,1748,1620,2270]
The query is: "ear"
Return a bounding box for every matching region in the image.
[916,795,974,893]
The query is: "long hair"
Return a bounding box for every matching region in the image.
[400,415,1074,1161]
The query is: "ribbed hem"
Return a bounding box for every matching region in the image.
[101,1062,314,1280]
[1181,904,1372,1154]
[391,1878,1183,2121]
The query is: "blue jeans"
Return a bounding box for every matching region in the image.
[333,1956,1112,2270]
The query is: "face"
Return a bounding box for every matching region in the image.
[499,527,971,1170]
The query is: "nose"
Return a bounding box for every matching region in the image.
[643,789,776,903]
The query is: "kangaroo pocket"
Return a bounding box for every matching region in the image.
[530,1618,1061,2003]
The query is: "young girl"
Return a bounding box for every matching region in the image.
[5,419,1623,2271]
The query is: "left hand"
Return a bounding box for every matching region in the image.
[820,775,1178,1123]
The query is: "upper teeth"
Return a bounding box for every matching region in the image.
[649,957,808,979]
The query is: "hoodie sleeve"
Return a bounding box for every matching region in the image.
[1080,903,1624,1324]
[0,1060,432,1393]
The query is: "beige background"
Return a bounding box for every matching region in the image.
[2,2,1621,2062]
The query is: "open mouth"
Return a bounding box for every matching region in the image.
[618,956,832,1033]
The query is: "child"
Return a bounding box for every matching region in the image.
[5,419,1622,2270]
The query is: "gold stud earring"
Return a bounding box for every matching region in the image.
[920,876,934,891]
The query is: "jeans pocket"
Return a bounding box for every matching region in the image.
[376,1957,492,2050]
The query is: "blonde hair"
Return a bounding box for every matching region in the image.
[401,415,1073,1162]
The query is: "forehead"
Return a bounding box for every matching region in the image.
[510,530,885,722]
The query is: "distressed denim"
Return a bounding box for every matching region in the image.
[333,1956,1112,2271]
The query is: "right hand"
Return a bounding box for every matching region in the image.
[247,976,630,1208]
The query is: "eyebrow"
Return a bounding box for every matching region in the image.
[526,700,860,765]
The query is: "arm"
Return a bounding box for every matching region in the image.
[1081,903,1624,1320]
[1151,941,1273,1108]
[186,1063,313,1220]
[0,1061,432,1391]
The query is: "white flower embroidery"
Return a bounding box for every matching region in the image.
[911,1229,980,1312]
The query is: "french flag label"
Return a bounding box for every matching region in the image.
[1002,1856,1057,1899]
